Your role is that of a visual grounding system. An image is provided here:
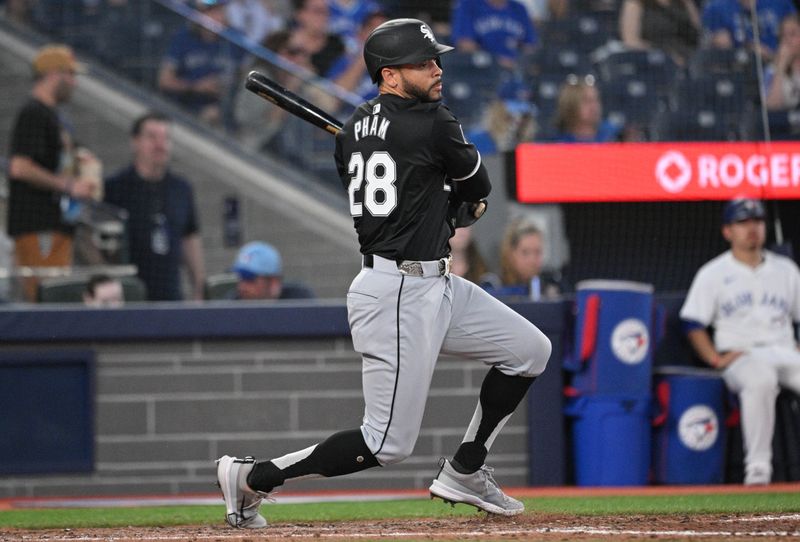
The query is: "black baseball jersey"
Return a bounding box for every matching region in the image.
[334,94,488,262]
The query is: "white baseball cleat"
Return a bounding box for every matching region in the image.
[216,455,269,528]
[429,458,524,516]
[744,463,772,486]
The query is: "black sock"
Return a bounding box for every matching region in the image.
[452,367,536,473]
[452,441,487,474]
[247,429,380,492]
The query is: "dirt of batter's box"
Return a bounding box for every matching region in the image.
[2,513,799,542]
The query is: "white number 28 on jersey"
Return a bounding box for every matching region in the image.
[347,151,398,217]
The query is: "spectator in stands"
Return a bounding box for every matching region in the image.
[327,0,383,53]
[702,0,797,62]
[466,75,537,154]
[450,0,538,69]
[551,75,623,142]
[518,0,568,26]
[393,0,453,37]
[83,274,124,308]
[765,14,800,110]
[158,0,244,126]
[449,226,495,286]
[323,10,388,111]
[234,29,315,150]
[4,0,30,24]
[7,44,100,301]
[287,0,345,75]
[230,241,315,300]
[680,198,800,485]
[104,112,206,301]
[226,0,286,45]
[485,218,563,300]
[619,0,701,66]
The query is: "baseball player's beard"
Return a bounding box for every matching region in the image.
[404,77,442,102]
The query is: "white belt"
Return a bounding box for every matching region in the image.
[364,254,451,277]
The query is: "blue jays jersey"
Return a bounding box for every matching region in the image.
[450,0,537,61]
[680,250,800,351]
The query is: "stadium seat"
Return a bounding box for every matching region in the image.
[541,13,610,54]
[204,273,238,300]
[520,47,593,80]
[442,51,510,129]
[745,110,800,141]
[687,47,756,79]
[671,73,748,125]
[30,0,98,51]
[651,109,739,142]
[596,49,677,93]
[539,14,612,54]
[37,275,148,304]
[601,76,663,132]
[204,273,316,300]
[530,73,567,133]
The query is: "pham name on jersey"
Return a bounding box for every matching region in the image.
[354,115,390,141]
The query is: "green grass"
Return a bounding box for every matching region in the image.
[2,492,799,530]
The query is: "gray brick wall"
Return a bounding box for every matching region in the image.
[0,339,530,498]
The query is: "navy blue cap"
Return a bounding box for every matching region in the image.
[722,198,766,224]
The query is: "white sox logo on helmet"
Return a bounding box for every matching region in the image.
[420,23,435,42]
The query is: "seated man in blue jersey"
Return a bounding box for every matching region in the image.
[157,0,245,126]
[450,0,538,69]
[680,198,800,485]
[229,241,315,300]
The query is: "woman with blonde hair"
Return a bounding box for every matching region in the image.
[487,218,563,300]
[552,75,622,142]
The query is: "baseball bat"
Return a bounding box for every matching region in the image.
[245,70,486,220]
[245,70,343,135]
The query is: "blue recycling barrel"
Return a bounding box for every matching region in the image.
[566,280,654,398]
[565,395,652,486]
[652,366,726,485]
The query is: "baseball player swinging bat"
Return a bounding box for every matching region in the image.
[244,70,486,223]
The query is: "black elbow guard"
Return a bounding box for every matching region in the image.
[453,164,491,202]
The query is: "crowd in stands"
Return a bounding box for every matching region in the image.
[3,0,798,153]
[2,0,800,304]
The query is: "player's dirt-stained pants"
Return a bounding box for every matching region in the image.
[721,345,800,476]
[347,255,551,465]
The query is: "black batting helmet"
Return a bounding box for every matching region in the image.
[363,18,454,83]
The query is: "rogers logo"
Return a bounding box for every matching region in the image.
[655,151,692,193]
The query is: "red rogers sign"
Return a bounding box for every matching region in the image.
[515,141,800,203]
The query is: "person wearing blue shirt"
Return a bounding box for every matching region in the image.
[450,0,538,68]
[483,218,565,300]
[551,75,623,142]
[158,0,245,125]
[702,0,797,60]
[324,10,388,109]
[327,0,382,52]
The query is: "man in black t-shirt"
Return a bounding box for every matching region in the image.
[7,44,98,301]
[104,112,206,301]
[216,19,552,529]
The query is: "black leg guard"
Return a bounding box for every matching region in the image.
[453,367,536,473]
[247,429,380,493]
